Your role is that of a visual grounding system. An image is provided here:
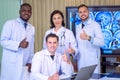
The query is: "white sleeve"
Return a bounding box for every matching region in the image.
[30,52,49,80]
[0,21,20,51]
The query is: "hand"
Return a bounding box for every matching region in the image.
[62,51,70,64]
[19,38,29,48]
[26,63,31,73]
[48,72,59,80]
[67,43,75,54]
[80,30,89,40]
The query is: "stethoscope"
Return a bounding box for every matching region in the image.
[60,31,66,46]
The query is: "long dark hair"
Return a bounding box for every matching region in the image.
[50,10,65,28]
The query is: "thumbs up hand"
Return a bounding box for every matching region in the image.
[48,71,59,80]
[80,30,89,40]
[62,51,70,64]
[67,43,75,54]
[19,37,29,48]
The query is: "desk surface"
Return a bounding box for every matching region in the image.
[60,72,120,80]
[89,73,120,80]
[90,77,120,80]
[101,54,120,57]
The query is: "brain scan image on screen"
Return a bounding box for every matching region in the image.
[113,11,120,23]
[89,12,95,20]
[112,11,120,33]
[110,30,120,49]
[107,11,120,49]
[109,38,120,49]
[95,11,112,29]
[111,24,120,33]
[75,12,81,25]
[101,29,112,49]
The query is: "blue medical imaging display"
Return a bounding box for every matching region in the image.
[66,6,120,54]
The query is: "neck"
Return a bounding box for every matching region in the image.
[20,17,28,22]
[54,26,61,32]
[49,51,55,55]
[50,53,55,55]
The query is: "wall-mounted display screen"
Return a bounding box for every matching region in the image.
[66,6,120,54]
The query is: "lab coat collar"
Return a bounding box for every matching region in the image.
[86,18,92,25]
[44,49,57,56]
[82,18,90,26]
[17,18,30,29]
[52,26,66,36]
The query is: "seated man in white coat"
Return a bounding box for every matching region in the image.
[31,33,74,80]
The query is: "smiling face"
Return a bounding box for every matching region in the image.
[78,6,89,21]
[46,36,59,54]
[19,4,32,22]
[52,13,63,28]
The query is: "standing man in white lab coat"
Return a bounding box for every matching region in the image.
[76,4,104,73]
[31,33,74,80]
[0,3,35,80]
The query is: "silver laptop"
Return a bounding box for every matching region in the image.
[74,64,97,80]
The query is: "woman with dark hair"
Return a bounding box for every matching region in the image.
[43,10,78,60]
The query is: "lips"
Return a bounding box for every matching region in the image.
[81,15,86,18]
[24,15,29,18]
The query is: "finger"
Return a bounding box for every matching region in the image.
[69,42,71,48]
[63,50,67,56]
[22,37,27,42]
[82,30,85,33]
[55,71,58,75]
[26,42,29,47]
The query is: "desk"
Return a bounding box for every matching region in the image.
[61,72,120,80]
[90,78,120,80]
[101,54,120,73]
[89,73,120,80]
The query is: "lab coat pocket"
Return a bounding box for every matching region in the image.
[7,52,18,63]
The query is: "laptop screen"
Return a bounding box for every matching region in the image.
[74,64,97,80]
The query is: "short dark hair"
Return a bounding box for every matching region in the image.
[78,4,88,10]
[46,33,59,42]
[50,10,65,28]
[20,3,32,10]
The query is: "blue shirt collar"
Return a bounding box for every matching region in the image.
[82,17,90,26]
[19,17,27,24]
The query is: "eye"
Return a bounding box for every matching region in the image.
[53,17,56,20]
[53,42,57,44]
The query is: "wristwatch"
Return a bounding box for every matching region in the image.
[88,36,91,41]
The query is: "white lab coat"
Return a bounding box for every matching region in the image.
[43,27,78,58]
[76,18,104,73]
[30,49,74,80]
[0,18,35,80]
